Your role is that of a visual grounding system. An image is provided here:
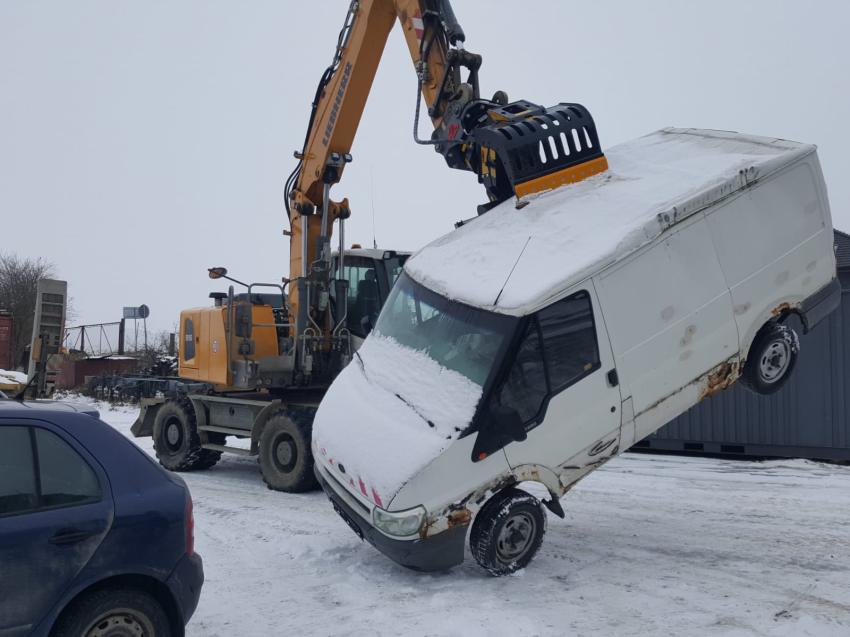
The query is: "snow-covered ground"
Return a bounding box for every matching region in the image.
[94,401,850,637]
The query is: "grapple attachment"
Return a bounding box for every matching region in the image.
[467,101,608,204]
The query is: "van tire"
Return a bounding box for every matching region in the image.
[152,400,222,471]
[53,588,171,637]
[470,488,546,576]
[258,412,318,492]
[740,322,799,395]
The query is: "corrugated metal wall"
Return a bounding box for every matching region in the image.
[640,268,850,460]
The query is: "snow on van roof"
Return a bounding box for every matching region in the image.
[405,128,816,315]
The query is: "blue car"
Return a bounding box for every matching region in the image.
[0,400,203,637]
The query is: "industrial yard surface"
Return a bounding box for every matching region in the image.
[95,401,850,637]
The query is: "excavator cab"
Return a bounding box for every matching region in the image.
[177,249,409,391]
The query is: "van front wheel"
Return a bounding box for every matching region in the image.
[470,488,546,576]
[740,322,799,395]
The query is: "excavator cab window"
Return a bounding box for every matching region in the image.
[183,318,195,361]
[342,258,381,338]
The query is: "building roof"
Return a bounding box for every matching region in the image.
[405,128,816,315]
[834,229,850,271]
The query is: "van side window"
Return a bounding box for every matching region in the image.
[495,290,600,430]
[497,321,547,424]
[183,318,195,360]
[538,291,600,391]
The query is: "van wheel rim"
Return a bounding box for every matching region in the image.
[273,433,297,472]
[496,512,536,562]
[84,608,152,637]
[759,340,790,383]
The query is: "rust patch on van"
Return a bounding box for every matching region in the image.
[447,508,472,528]
[700,360,740,400]
[771,302,794,317]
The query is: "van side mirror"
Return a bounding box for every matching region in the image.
[471,403,528,462]
[490,404,527,443]
[360,315,373,335]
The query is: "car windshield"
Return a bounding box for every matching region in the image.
[374,273,517,387]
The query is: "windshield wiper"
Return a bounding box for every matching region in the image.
[355,350,437,431]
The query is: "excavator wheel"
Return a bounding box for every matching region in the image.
[258,410,319,492]
[152,399,222,471]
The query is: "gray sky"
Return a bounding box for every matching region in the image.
[2,1,848,332]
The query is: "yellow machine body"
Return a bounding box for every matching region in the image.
[178,304,279,390]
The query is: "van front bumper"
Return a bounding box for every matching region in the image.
[801,277,841,332]
[314,463,466,572]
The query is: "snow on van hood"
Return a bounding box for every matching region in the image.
[405,128,816,315]
[313,334,482,507]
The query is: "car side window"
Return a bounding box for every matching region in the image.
[35,428,101,508]
[497,321,547,424]
[0,427,38,517]
[538,291,600,391]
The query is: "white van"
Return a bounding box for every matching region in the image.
[312,128,840,575]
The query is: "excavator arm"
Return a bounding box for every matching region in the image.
[286,0,607,383]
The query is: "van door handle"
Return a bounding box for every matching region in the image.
[49,528,95,546]
[606,369,619,387]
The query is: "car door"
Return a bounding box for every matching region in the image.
[501,286,622,473]
[0,421,113,635]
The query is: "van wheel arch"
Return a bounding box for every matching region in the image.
[50,574,184,637]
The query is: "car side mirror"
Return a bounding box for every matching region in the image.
[360,315,373,335]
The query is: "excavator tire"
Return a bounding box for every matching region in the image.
[258,410,318,492]
[152,399,222,471]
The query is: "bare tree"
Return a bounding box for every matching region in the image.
[0,253,56,368]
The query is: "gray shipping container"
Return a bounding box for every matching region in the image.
[637,230,850,461]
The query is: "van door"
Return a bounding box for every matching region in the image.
[502,285,622,473]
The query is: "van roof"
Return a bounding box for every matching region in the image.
[405,128,817,315]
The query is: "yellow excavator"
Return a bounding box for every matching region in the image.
[132,0,608,491]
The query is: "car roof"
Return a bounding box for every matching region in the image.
[0,398,100,418]
[405,128,816,316]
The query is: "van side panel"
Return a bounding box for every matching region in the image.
[706,159,835,353]
[596,215,739,438]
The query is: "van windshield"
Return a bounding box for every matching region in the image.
[374,273,517,387]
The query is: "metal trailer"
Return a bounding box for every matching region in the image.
[635,229,850,460]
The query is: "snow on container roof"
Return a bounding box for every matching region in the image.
[405,128,817,315]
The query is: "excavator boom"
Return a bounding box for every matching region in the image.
[286,0,607,385]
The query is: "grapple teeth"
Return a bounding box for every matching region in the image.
[471,102,607,203]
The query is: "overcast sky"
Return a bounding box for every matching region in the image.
[2,1,848,333]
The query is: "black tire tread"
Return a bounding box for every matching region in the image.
[153,399,222,472]
[258,408,318,493]
[740,322,799,396]
[470,487,546,577]
[53,587,171,637]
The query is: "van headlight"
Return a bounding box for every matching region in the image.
[372,505,426,537]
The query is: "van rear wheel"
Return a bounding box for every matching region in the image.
[470,488,546,576]
[740,322,799,395]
